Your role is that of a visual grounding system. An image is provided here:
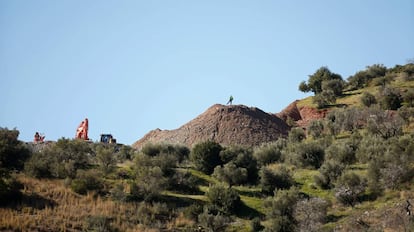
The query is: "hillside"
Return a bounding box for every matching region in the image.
[133,104,290,149]
[1,63,414,232]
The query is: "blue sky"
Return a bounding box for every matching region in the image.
[1,0,413,145]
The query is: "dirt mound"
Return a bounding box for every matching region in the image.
[277,101,327,128]
[133,104,290,149]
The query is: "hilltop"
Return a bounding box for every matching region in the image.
[133,104,290,149]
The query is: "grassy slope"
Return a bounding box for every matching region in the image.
[293,78,414,230]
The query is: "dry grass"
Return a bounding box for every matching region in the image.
[0,175,180,232]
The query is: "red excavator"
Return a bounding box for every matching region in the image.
[75,118,89,140]
[34,132,45,143]
[75,118,117,144]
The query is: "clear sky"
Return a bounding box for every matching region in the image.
[1,0,413,145]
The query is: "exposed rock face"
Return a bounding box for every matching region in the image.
[133,104,290,149]
[277,101,327,128]
[276,100,302,122]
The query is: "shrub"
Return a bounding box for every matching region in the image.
[24,151,52,178]
[380,87,403,110]
[132,164,166,201]
[198,207,230,232]
[0,128,30,172]
[263,187,299,232]
[361,92,377,107]
[136,202,171,227]
[293,197,329,232]
[356,135,387,163]
[168,170,200,194]
[288,127,306,143]
[307,120,324,138]
[110,183,128,202]
[398,105,414,124]
[289,141,325,169]
[254,142,282,167]
[183,204,204,221]
[313,91,336,109]
[141,143,190,162]
[232,147,258,184]
[71,169,104,195]
[95,146,116,176]
[190,141,223,174]
[213,162,248,187]
[0,128,29,204]
[334,171,366,207]
[260,166,294,195]
[85,215,113,232]
[314,160,344,189]
[403,89,414,107]
[325,141,356,165]
[0,174,23,205]
[367,160,383,197]
[322,79,344,96]
[366,109,404,139]
[218,145,258,183]
[206,184,241,215]
[250,217,264,232]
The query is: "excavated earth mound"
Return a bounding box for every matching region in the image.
[133,104,290,149]
[277,101,327,128]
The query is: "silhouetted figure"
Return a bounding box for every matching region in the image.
[227,95,234,105]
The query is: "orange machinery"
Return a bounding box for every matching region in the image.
[75,118,89,140]
[34,132,45,143]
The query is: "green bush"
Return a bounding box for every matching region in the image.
[289,141,325,169]
[110,183,128,202]
[190,141,223,175]
[213,162,248,187]
[71,169,104,195]
[334,171,366,207]
[263,187,299,232]
[325,141,356,165]
[95,146,116,176]
[361,92,377,107]
[380,87,403,110]
[254,142,282,167]
[314,160,344,189]
[307,120,325,138]
[206,184,241,215]
[313,91,336,109]
[403,89,414,107]
[288,127,306,143]
[356,135,387,163]
[141,143,189,162]
[260,166,294,195]
[25,138,92,179]
[132,164,166,202]
[168,170,200,194]
[0,128,30,204]
[198,207,230,232]
[0,128,30,172]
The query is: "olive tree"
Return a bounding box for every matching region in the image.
[190,141,223,174]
